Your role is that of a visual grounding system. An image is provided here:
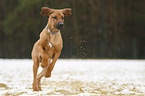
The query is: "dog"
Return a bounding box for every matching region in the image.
[31,7,72,91]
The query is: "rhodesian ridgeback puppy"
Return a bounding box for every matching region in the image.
[31,7,72,91]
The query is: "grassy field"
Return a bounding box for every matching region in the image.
[0,59,145,95]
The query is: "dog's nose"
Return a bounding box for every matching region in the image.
[58,22,64,29]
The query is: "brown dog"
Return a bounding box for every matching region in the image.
[31,7,72,91]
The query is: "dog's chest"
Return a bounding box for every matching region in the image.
[48,33,62,48]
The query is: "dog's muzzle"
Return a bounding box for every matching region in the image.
[55,22,64,29]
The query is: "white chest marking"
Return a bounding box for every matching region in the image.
[48,42,52,48]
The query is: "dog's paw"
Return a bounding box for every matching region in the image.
[45,72,51,78]
[41,62,47,68]
[32,81,42,91]
[32,83,39,91]
[40,53,48,68]
[41,60,48,68]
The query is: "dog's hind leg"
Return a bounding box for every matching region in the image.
[36,68,45,91]
[37,58,51,79]
[36,65,48,91]
[35,58,51,91]
[32,59,40,91]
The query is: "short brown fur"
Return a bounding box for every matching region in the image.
[32,7,71,91]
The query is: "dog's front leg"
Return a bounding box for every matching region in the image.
[38,45,49,68]
[45,51,61,77]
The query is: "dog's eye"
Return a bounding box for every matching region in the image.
[52,16,57,19]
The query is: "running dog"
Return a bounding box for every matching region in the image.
[31,7,72,91]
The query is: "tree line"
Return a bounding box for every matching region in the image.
[0,0,145,59]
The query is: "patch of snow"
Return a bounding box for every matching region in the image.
[0,59,145,95]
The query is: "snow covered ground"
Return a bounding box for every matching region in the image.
[0,59,145,95]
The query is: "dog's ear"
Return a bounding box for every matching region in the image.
[62,8,72,16]
[40,7,54,16]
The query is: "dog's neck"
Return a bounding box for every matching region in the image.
[46,24,60,35]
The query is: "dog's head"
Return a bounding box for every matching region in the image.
[40,7,72,30]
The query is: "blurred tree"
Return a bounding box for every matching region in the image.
[0,0,145,59]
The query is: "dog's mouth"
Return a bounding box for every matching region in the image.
[54,22,64,29]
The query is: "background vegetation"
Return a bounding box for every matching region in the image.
[0,0,145,59]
